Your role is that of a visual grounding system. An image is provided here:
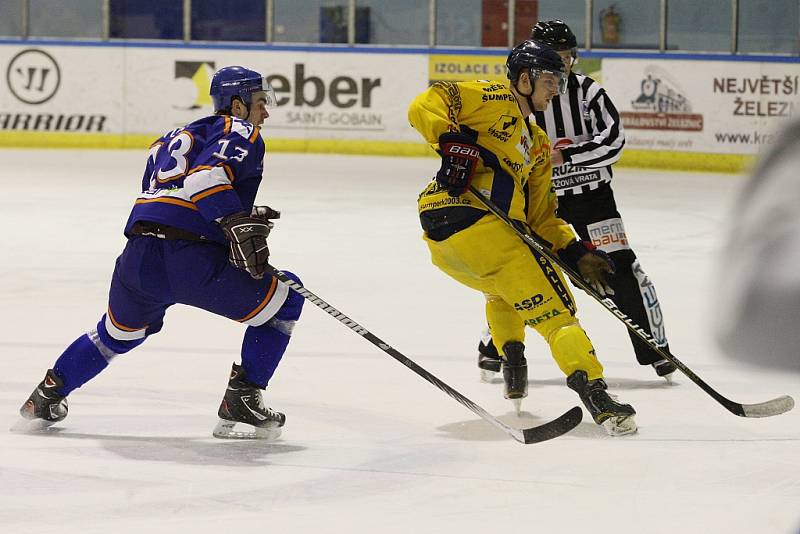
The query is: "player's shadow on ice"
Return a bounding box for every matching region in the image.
[437,410,606,442]
[437,412,630,442]
[483,376,676,390]
[26,430,306,466]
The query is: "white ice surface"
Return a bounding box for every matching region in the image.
[0,150,798,534]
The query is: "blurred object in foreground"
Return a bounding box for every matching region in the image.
[715,119,800,373]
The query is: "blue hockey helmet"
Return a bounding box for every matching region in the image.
[210,66,277,112]
[506,39,567,94]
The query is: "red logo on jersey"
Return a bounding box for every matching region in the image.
[554,138,573,150]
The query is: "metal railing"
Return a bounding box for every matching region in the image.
[5,0,794,55]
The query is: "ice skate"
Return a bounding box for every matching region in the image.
[502,342,528,415]
[13,369,68,432]
[652,358,677,383]
[567,370,637,436]
[477,339,502,382]
[213,363,285,440]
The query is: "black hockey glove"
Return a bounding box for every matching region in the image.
[558,240,616,297]
[220,212,271,279]
[436,132,481,197]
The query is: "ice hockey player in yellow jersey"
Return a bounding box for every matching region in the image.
[408,40,637,436]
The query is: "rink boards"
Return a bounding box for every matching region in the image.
[1,40,799,171]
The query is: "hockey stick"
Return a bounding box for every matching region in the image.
[264,265,582,444]
[468,185,794,418]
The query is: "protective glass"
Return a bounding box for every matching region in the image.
[533,69,568,95]
[253,77,278,108]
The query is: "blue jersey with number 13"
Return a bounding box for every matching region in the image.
[123,114,265,244]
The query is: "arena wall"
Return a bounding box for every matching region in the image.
[1,40,798,172]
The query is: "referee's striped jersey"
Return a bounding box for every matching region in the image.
[533,72,625,197]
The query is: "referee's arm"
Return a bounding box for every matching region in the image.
[560,83,625,168]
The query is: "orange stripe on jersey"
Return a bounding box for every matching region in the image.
[221,164,234,182]
[187,164,214,176]
[238,277,278,322]
[191,184,233,202]
[107,307,146,332]
[135,197,199,211]
[249,126,261,143]
[224,116,232,135]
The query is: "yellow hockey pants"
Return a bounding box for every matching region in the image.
[425,215,604,380]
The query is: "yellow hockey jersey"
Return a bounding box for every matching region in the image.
[408,80,575,251]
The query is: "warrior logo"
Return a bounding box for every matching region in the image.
[6,49,61,105]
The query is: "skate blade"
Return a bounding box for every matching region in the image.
[212,419,282,441]
[662,372,675,384]
[9,417,57,434]
[601,415,638,436]
[511,398,523,415]
[479,369,497,383]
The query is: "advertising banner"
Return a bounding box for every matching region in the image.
[3,41,799,163]
[428,53,602,84]
[0,44,428,145]
[125,48,428,142]
[603,58,800,155]
[0,45,123,135]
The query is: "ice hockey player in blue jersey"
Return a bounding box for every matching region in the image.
[16,66,304,440]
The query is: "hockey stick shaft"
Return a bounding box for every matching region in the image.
[468,185,793,418]
[264,265,582,444]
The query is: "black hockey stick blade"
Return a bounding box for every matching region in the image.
[265,265,582,444]
[468,185,795,419]
[519,406,583,444]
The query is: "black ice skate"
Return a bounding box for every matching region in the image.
[477,338,502,382]
[652,358,677,383]
[213,363,285,440]
[502,341,528,415]
[13,369,69,432]
[567,370,637,436]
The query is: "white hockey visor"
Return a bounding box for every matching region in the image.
[533,69,568,95]
[252,77,278,108]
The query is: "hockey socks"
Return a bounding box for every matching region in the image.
[240,274,304,388]
[52,333,110,396]
[240,323,290,388]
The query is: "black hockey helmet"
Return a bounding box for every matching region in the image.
[506,39,567,94]
[531,19,577,51]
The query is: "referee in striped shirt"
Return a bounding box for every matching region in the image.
[478,20,677,381]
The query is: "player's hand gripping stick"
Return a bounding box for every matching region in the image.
[221,212,271,279]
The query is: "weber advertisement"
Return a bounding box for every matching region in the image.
[603,58,800,155]
[124,48,426,141]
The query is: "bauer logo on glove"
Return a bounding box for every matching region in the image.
[436,132,482,197]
